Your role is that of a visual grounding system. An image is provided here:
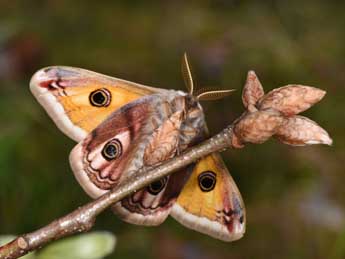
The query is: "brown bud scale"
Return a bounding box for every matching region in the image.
[275,115,332,146]
[258,85,326,116]
[242,71,265,112]
[234,109,285,144]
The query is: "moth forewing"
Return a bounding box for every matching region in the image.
[29,66,164,142]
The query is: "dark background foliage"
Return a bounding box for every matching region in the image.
[0,1,344,258]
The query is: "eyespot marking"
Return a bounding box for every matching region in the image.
[147,177,168,195]
[239,215,244,224]
[89,88,111,107]
[101,139,122,161]
[198,171,216,192]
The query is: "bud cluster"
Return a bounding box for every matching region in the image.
[232,71,332,147]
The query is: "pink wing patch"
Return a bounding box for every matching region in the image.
[69,95,155,198]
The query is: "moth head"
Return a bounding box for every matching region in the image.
[181,52,235,102]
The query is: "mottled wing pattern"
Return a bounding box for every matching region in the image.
[171,153,246,242]
[112,95,206,225]
[69,94,182,197]
[113,166,194,225]
[69,92,206,225]
[30,66,163,141]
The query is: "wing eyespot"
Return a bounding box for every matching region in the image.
[101,139,122,161]
[147,177,168,195]
[239,215,244,224]
[89,88,111,107]
[198,171,217,192]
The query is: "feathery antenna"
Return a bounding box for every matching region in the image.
[196,88,236,101]
[181,52,194,95]
[181,52,235,101]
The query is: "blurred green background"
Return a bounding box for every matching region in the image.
[0,1,344,258]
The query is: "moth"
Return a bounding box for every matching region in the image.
[30,53,245,242]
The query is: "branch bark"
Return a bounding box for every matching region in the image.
[0,126,234,259]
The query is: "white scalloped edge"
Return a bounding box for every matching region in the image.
[30,69,87,142]
[69,143,108,198]
[171,203,245,242]
[111,201,171,226]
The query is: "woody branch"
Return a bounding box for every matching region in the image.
[0,71,332,259]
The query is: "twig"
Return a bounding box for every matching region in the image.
[0,126,234,259]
